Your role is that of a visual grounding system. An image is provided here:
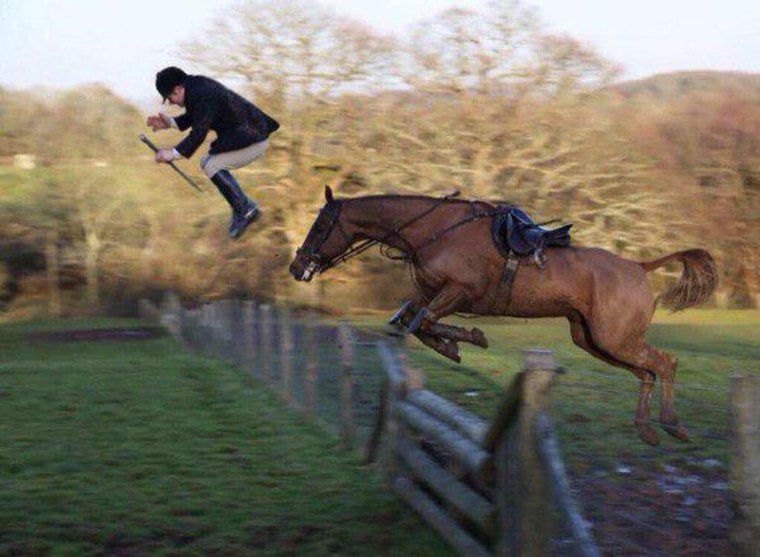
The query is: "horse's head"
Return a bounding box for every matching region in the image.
[289,186,351,282]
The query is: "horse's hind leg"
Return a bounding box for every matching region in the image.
[645,347,687,441]
[607,340,687,442]
[581,316,689,444]
[569,319,660,446]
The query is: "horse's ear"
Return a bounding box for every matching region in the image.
[325,185,334,204]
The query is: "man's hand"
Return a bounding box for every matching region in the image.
[154,149,177,163]
[146,113,172,132]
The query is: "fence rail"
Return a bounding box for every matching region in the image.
[376,342,600,556]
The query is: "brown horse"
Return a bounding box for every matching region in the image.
[289,187,718,446]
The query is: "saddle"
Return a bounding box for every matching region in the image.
[490,206,572,264]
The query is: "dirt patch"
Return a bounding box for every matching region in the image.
[573,461,730,556]
[29,327,166,342]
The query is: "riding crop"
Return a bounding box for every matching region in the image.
[138,134,203,192]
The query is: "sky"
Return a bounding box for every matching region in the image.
[1,0,758,103]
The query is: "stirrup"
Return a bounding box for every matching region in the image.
[389,299,414,325]
[408,308,432,334]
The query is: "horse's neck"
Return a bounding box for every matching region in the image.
[343,196,457,251]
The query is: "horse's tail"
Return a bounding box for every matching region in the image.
[639,249,718,312]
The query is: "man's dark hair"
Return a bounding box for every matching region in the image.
[155,66,188,100]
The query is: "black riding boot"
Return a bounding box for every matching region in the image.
[210,170,260,239]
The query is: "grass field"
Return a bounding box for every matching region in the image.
[1,311,756,555]
[0,318,453,557]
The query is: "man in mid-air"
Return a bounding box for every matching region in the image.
[147,66,280,239]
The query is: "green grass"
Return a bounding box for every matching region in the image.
[0,318,453,557]
[2,311,755,554]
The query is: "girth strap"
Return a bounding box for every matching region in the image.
[491,251,520,315]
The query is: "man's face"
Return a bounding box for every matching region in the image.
[167,85,185,107]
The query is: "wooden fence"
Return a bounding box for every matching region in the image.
[144,296,391,450]
[729,373,760,557]
[142,294,758,557]
[376,342,599,557]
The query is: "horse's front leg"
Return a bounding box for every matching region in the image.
[415,331,461,363]
[412,283,489,349]
[389,300,461,362]
[424,321,488,348]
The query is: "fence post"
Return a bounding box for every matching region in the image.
[228,300,244,365]
[338,322,355,450]
[242,301,256,377]
[730,373,760,557]
[260,304,272,385]
[198,304,209,356]
[376,340,408,483]
[160,291,182,341]
[279,307,294,405]
[304,313,317,420]
[495,349,559,557]
[221,299,235,360]
[206,303,219,357]
[185,307,200,351]
[212,302,225,357]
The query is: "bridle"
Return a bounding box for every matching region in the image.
[296,190,492,276]
[294,200,351,277]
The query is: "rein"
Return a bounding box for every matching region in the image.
[312,190,466,273]
[411,205,497,254]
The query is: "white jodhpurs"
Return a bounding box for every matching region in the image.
[199,139,269,179]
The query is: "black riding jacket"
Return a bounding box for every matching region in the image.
[173,75,279,158]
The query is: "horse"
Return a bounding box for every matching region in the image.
[289,186,718,446]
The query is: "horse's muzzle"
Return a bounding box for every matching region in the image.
[289,258,318,282]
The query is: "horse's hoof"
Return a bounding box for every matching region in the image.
[636,424,660,446]
[471,328,489,349]
[441,341,461,363]
[661,422,690,442]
